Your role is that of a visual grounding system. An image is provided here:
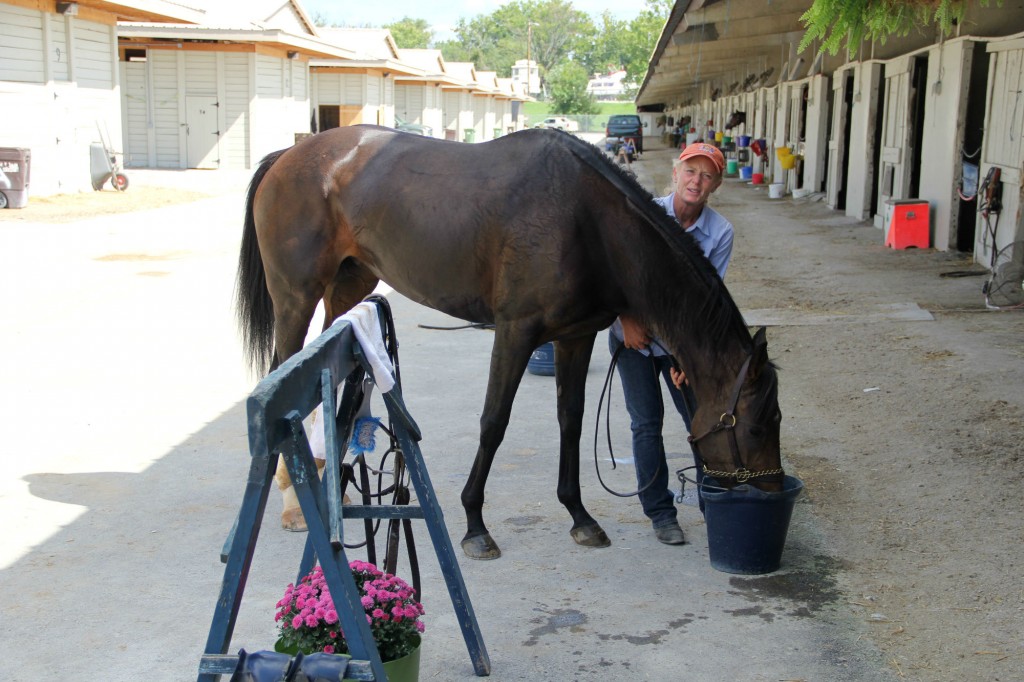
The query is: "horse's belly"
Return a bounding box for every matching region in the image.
[372,266,495,324]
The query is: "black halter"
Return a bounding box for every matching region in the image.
[686,354,784,484]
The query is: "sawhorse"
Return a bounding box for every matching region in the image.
[197,301,490,680]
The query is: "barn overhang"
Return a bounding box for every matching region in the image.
[117,23,358,60]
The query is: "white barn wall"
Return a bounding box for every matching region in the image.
[444,91,462,139]
[124,48,308,170]
[424,85,443,138]
[251,53,309,163]
[311,70,390,129]
[976,37,1024,263]
[222,53,251,168]
[150,51,181,167]
[0,5,121,196]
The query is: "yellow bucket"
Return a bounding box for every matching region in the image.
[780,154,796,170]
[775,146,791,160]
[715,131,724,142]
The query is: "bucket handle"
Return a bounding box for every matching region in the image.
[675,466,732,503]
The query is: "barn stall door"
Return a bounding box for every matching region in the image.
[185,95,219,169]
[875,56,913,225]
[827,68,853,209]
[977,40,1024,260]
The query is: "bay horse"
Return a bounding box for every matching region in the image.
[724,111,746,130]
[237,125,782,560]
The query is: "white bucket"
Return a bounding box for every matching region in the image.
[768,183,785,199]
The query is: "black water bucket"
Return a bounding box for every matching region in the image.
[526,342,555,376]
[700,475,804,575]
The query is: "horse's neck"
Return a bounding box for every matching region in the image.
[610,210,747,390]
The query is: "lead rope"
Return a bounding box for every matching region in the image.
[592,342,663,497]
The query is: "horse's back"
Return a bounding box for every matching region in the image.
[253,126,636,327]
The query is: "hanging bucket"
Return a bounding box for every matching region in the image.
[725,159,738,175]
[722,135,733,146]
[780,154,796,170]
[768,183,785,199]
[752,172,764,185]
[739,166,753,180]
[700,475,804,575]
[714,131,724,142]
[775,146,791,160]
[526,342,555,376]
[737,135,751,147]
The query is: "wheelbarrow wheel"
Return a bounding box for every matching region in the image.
[112,173,129,192]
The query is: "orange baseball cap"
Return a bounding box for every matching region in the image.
[678,142,725,174]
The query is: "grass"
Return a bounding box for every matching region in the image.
[521,101,639,132]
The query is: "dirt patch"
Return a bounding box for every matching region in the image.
[0,186,214,223]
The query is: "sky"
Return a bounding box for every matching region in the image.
[300,0,651,40]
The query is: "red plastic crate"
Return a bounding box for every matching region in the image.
[885,200,930,249]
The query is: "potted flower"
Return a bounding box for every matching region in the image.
[274,560,424,681]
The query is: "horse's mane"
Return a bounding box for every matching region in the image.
[549,130,751,355]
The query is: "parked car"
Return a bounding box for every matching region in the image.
[605,114,644,154]
[536,116,579,132]
[395,115,433,137]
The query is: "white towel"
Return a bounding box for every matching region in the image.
[309,303,393,462]
[333,302,395,393]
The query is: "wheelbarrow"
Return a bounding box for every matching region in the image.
[90,122,129,191]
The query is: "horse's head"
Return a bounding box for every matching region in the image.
[724,111,746,130]
[687,328,783,491]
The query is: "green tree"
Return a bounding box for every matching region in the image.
[576,1,668,93]
[386,17,433,49]
[547,61,599,114]
[439,0,594,92]
[621,1,670,85]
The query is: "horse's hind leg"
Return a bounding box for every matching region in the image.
[555,333,610,548]
[276,260,378,531]
[461,323,536,560]
[270,292,326,530]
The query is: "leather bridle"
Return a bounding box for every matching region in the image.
[685,353,784,484]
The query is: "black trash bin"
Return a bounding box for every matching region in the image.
[0,147,31,209]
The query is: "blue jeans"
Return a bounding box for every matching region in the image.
[609,335,700,527]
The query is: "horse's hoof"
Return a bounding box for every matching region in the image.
[461,533,502,560]
[281,508,308,532]
[571,523,611,548]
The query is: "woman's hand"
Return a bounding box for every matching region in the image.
[621,315,650,350]
[670,367,688,388]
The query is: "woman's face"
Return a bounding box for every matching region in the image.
[673,155,722,208]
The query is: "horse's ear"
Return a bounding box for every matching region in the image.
[749,327,769,378]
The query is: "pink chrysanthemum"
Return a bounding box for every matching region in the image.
[276,561,424,663]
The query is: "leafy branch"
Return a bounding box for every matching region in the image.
[799,0,1000,56]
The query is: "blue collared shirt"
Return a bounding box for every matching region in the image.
[609,194,734,355]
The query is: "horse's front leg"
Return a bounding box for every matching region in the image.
[460,324,535,560]
[555,334,611,548]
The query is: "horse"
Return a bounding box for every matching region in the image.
[236,125,782,560]
[724,111,746,130]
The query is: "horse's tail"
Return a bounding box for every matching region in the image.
[236,148,287,374]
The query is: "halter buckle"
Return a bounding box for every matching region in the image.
[734,467,752,483]
[719,412,737,428]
